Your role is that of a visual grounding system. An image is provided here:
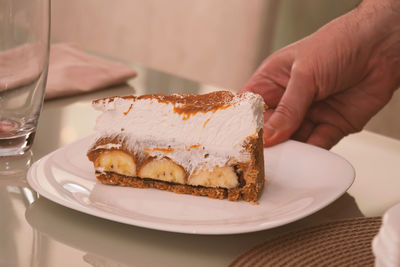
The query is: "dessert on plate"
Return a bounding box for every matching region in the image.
[87,91,266,202]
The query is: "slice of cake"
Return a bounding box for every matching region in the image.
[87,91,265,202]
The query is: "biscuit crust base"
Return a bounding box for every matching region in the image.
[90,130,265,202]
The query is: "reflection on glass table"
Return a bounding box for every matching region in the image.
[26,192,364,267]
[0,152,38,267]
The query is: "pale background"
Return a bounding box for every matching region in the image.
[50,0,399,140]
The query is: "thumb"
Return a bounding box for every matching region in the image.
[263,65,316,146]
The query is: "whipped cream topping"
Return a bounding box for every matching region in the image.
[92,91,265,173]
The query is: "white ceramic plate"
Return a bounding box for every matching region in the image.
[27,136,354,235]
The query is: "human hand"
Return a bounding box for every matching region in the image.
[241,0,400,149]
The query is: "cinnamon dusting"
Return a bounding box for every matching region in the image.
[175,104,231,120]
[144,147,175,154]
[123,104,133,115]
[185,144,201,151]
[203,118,211,128]
[93,91,239,120]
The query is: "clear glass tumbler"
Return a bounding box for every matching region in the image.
[0,0,50,156]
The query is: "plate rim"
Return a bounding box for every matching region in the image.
[27,135,355,235]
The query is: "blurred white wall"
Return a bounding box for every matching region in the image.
[50,0,399,139]
[51,0,278,90]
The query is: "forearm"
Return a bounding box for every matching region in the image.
[356,0,400,92]
[360,0,400,14]
[357,0,400,44]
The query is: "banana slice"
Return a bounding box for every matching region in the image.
[94,151,136,176]
[138,158,186,184]
[189,166,238,189]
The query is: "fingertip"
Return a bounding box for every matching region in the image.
[262,120,293,147]
[238,87,249,94]
[262,123,276,147]
[263,106,300,145]
[239,80,262,94]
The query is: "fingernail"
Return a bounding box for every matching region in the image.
[263,123,275,142]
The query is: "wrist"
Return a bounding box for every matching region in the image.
[360,0,400,13]
[355,0,400,90]
[356,0,400,34]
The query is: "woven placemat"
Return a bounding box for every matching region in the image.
[230,217,382,267]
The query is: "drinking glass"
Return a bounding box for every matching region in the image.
[0,0,50,156]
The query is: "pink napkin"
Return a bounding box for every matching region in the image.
[45,43,137,99]
[0,44,42,91]
[0,43,137,99]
